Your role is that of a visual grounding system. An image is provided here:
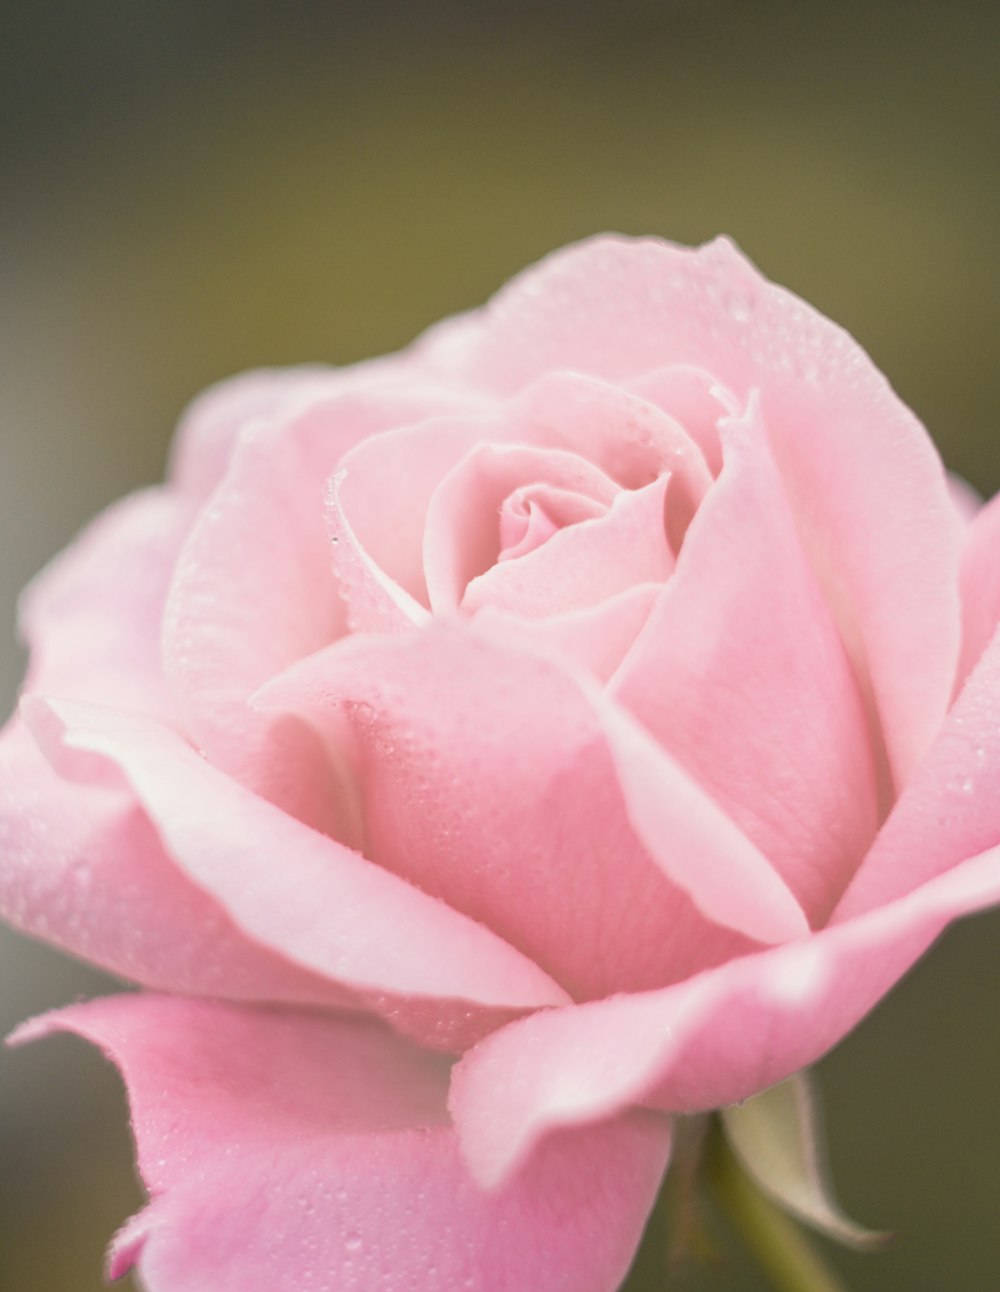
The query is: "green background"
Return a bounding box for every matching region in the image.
[0,3,998,1287]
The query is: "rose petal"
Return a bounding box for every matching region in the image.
[163,407,358,836]
[497,484,605,561]
[166,383,484,824]
[168,361,468,502]
[948,471,982,525]
[471,584,659,684]
[423,443,620,613]
[435,234,961,789]
[594,693,808,944]
[168,367,341,502]
[328,371,708,624]
[11,996,672,1292]
[331,412,495,611]
[18,488,191,721]
[0,719,352,1007]
[450,843,1000,1186]
[509,370,714,508]
[627,365,735,476]
[462,474,674,619]
[956,490,1000,687]
[327,480,432,635]
[611,399,878,923]
[23,697,569,1050]
[835,624,1000,920]
[326,467,432,636]
[258,625,791,1000]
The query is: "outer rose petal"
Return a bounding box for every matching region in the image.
[24,697,567,1048]
[450,844,1000,1187]
[835,626,1000,920]
[167,360,470,502]
[168,367,340,502]
[424,235,961,789]
[593,694,807,944]
[163,409,352,836]
[259,625,800,1000]
[956,490,1000,687]
[0,720,353,1007]
[11,996,672,1292]
[948,471,982,525]
[166,382,487,813]
[612,399,878,923]
[18,488,192,722]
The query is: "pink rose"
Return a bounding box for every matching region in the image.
[5,235,1000,1290]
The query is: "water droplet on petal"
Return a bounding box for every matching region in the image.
[725,289,754,323]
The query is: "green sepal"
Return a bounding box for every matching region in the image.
[720,1072,889,1250]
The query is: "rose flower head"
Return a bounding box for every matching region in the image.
[4,235,1000,1291]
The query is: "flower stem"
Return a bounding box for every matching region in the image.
[707,1121,853,1292]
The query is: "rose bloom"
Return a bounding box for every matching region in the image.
[3,235,1000,1291]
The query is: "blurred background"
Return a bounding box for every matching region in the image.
[1,2,998,1288]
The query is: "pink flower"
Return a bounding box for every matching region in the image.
[4,235,1000,1290]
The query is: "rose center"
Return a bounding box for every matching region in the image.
[497,484,607,563]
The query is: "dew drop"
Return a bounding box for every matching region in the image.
[725,289,754,323]
[346,700,377,727]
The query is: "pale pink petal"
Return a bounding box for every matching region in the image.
[327,467,431,635]
[423,444,620,612]
[19,489,192,722]
[440,235,961,789]
[627,364,734,476]
[163,408,356,836]
[498,484,605,561]
[0,720,353,1008]
[835,625,1000,920]
[595,694,808,944]
[168,361,468,502]
[471,584,658,684]
[258,626,774,1001]
[956,489,1000,687]
[462,474,674,619]
[12,996,671,1292]
[328,371,707,623]
[948,471,983,525]
[167,383,485,799]
[508,371,713,512]
[331,413,498,610]
[612,402,879,924]
[24,698,569,1050]
[451,843,1000,1187]
[168,367,341,501]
